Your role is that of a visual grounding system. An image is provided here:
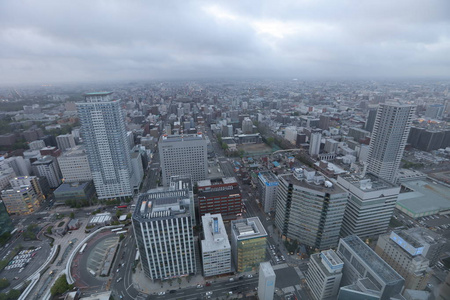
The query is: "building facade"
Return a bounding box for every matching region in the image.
[337,173,400,240]
[201,214,231,277]
[306,250,343,300]
[197,177,242,220]
[57,146,93,183]
[257,171,278,214]
[158,133,208,186]
[31,156,62,188]
[1,185,41,215]
[231,217,267,273]
[132,188,196,280]
[309,132,322,156]
[77,92,133,199]
[258,262,276,300]
[275,168,348,250]
[375,231,432,290]
[367,103,415,183]
[56,134,76,152]
[337,235,405,300]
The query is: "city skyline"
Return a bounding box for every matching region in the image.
[1,1,449,85]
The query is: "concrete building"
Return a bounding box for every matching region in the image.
[306,250,343,300]
[31,156,62,188]
[365,108,377,133]
[324,139,339,154]
[275,168,348,250]
[257,171,278,213]
[130,151,144,193]
[309,132,322,156]
[337,235,405,300]
[197,177,242,221]
[367,103,415,183]
[5,156,30,176]
[158,133,208,186]
[231,217,267,273]
[56,134,76,152]
[57,146,93,183]
[29,140,46,150]
[201,213,231,277]
[1,185,41,215]
[375,231,432,290]
[242,117,253,134]
[77,92,133,200]
[258,262,276,300]
[9,176,45,202]
[132,188,196,280]
[337,173,400,240]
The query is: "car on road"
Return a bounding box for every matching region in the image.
[247,274,253,278]
[158,292,165,295]
[196,284,203,288]
[116,277,122,283]
[206,291,213,296]
[229,278,234,281]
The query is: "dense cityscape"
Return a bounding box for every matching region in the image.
[0,79,449,300]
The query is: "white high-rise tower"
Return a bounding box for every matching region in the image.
[367,103,415,183]
[77,92,133,199]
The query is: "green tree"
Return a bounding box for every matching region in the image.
[50,274,73,296]
[69,212,75,219]
[119,234,125,241]
[116,210,122,218]
[266,137,275,146]
[221,142,229,150]
[126,213,132,219]
[46,226,53,235]
[0,278,10,290]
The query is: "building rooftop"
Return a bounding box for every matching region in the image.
[32,155,54,165]
[258,171,279,185]
[84,92,113,96]
[54,182,90,193]
[280,168,345,195]
[338,173,397,192]
[341,235,404,284]
[133,189,191,221]
[231,217,267,240]
[396,178,450,215]
[321,249,344,268]
[259,261,275,277]
[201,213,230,253]
[59,145,87,157]
[198,177,237,188]
[159,133,206,143]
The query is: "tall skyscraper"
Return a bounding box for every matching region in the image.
[275,168,348,250]
[258,262,276,300]
[367,103,415,183]
[257,171,278,214]
[77,92,133,199]
[158,133,208,186]
[132,186,196,280]
[309,132,322,156]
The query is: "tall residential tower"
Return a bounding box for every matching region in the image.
[77,92,133,199]
[367,103,415,183]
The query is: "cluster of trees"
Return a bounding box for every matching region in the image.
[0,288,21,300]
[22,224,38,240]
[0,233,11,247]
[65,199,92,208]
[50,274,73,297]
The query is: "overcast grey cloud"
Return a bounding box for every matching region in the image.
[0,0,449,84]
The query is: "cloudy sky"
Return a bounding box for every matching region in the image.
[1,0,449,85]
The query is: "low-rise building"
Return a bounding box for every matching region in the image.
[306,250,343,300]
[53,181,96,205]
[230,217,267,273]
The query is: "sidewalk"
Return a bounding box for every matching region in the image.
[132,263,206,295]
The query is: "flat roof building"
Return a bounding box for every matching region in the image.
[57,146,93,183]
[275,168,348,250]
[258,262,276,300]
[231,217,267,273]
[337,173,400,240]
[306,250,343,300]
[133,186,196,280]
[201,213,231,277]
[257,171,278,214]
[159,133,208,186]
[337,235,405,300]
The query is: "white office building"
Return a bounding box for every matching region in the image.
[258,262,276,300]
[257,171,278,213]
[275,168,348,250]
[367,103,415,183]
[132,188,196,280]
[309,132,322,156]
[306,250,343,300]
[158,133,208,186]
[337,173,400,240]
[56,134,76,152]
[201,213,231,277]
[77,92,133,199]
[57,145,93,183]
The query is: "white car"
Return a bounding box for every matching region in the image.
[206,291,213,296]
[158,292,165,295]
